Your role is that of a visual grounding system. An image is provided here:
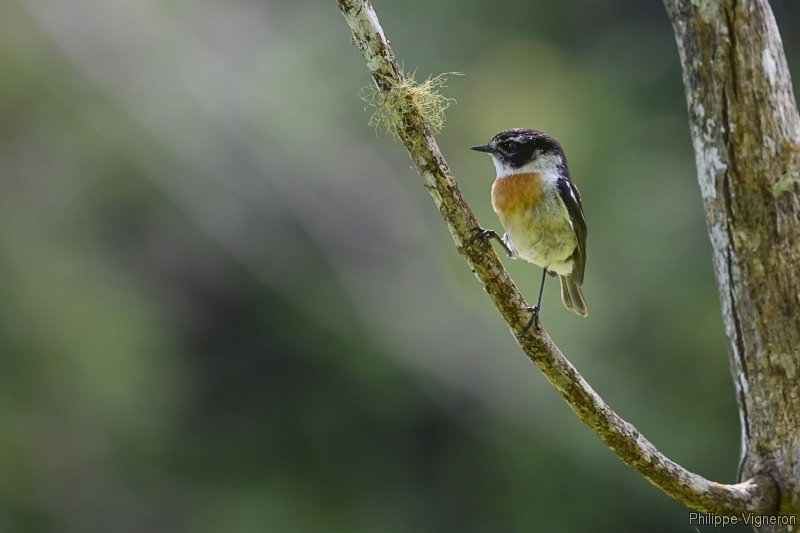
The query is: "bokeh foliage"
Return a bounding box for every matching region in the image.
[0,0,798,531]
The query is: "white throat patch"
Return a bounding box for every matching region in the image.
[491,153,563,179]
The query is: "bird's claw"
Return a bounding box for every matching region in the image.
[517,304,540,338]
[465,227,514,257]
[465,227,499,249]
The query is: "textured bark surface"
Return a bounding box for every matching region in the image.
[338,0,778,516]
[664,0,800,525]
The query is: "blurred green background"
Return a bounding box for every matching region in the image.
[0,0,798,531]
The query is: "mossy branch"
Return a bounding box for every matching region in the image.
[336,0,777,515]
[361,71,461,143]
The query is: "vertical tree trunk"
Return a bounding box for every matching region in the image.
[664,0,800,524]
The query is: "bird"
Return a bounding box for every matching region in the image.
[468,128,587,335]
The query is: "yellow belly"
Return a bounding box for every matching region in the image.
[492,173,576,274]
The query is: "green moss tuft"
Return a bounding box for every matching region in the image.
[361,72,462,142]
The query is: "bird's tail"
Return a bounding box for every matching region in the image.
[559,275,588,317]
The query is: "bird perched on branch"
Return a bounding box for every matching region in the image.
[468,128,587,335]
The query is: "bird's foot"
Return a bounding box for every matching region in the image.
[465,227,499,248]
[465,227,514,257]
[516,304,540,338]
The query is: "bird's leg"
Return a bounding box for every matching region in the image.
[465,227,514,257]
[517,268,548,338]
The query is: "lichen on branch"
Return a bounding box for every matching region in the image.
[360,71,462,141]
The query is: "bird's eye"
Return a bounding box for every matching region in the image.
[503,141,517,151]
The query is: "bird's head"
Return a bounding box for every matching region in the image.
[471,128,565,178]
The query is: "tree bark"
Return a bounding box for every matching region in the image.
[664,0,800,525]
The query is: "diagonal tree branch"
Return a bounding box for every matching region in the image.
[336,0,777,515]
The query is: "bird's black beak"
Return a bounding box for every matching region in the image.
[470,144,493,153]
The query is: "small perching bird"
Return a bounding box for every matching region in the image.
[469,128,587,335]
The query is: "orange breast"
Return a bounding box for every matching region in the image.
[491,172,543,215]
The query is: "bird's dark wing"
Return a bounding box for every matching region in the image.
[556,175,587,285]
